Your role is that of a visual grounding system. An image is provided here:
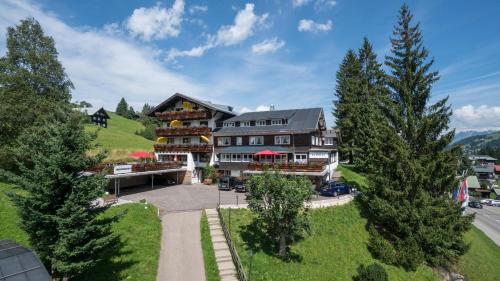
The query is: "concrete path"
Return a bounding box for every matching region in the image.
[205,209,238,281]
[157,211,206,281]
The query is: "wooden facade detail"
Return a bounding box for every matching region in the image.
[155,110,209,121]
[154,143,213,153]
[87,162,183,175]
[156,126,212,137]
[246,162,326,172]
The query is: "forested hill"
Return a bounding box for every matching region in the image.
[454,131,500,154]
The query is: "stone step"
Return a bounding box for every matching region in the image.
[212,235,226,243]
[215,249,231,258]
[205,209,218,215]
[221,276,238,281]
[213,243,229,251]
[216,256,233,263]
[218,261,235,271]
[219,268,237,277]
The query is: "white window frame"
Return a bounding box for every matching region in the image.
[256,120,266,126]
[223,122,235,127]
[242,154,252,162]
[241,121,251,127]
[218,137,231,146]
[236,137,243,146]
[249,136,264,145]
[231,154,241,162]
[294,154,308,164]
[275,154,288,163]
[275,135,290,145]
[325,137,334,145]
[220,153,231,162]
[271,119,282,126]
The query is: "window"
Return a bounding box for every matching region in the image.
[220,154,231,162]
[236,137,243,146]
[271,119,282,125]
[275,135,290,145]
[183,122,191,127]
[183,137,191,144]
[295,154,307,164]
[223,122,235,127]
[242,154,252,162]
[275,154,288,163]
[232,154,241,162]
[249,136,264,145]
[241,121,251,127]
[167,138,175,144]
[200,121,208,127]
[256,120,266,126]
[218,137,231,146]
[325,137,335,145]
[309,151,329,159]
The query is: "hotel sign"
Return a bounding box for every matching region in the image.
[114,165,132,174]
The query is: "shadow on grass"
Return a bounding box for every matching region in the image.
[81,237,137,281]
[239,220,303,263]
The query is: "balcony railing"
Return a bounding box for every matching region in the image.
[155,110,209,121]
[87,162,184,175]
[156,126,211,137]
[246,162,326,172]
[154,143,213,153]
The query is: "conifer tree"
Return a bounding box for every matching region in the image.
[5,114,118,279]
[127,105,137,119]
[365,4,473,270]
[333,50,362,163]
[115,97,128,116]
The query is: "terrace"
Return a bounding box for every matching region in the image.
[246,162,326,172]
[87,162,184,175]
[155,110,209,121]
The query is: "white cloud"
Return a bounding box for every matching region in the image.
[126,0,184,41]
[0,0,203,111]
[315,0,337,9]
[167,3,268,61]
[453,105,500,131]
[256,105,272,111]
[251,38,285,54]
[292,0,312,7]
[189,4,208,14]
[298,19,332,32]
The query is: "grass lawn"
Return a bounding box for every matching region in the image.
[337,164,368,191]
[0,183,162,281]
[85,112,154,162]
[221,204,439,281]
[201,211,221,281]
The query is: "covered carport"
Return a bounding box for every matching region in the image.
[106,168,187,196]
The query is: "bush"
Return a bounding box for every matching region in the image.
[354,263,388,281]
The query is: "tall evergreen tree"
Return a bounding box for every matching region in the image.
[365,4,473,270]
[0,18,73,168]
[141,103,153,116]
[3,114,118,279]
[334,49,363,163]
[127,105,137,119]
[115,97,128,116]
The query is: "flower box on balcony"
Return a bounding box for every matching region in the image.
[247,162,325,172]
[155,111,209,121]
[156,126,211,136]
[154,143,213,153]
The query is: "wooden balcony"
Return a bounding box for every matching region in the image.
[156,126,211,137]
[154,143,213,153]
[246,162,326,172]
[155,111,209,121]
[87,162,184,175]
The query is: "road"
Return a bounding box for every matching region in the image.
[466,205,500,246]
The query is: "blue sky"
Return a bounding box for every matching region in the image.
[1,0,499,131]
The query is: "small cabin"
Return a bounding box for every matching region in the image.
[90,107,110,128]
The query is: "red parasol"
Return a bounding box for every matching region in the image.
[128,151,155,158]
[254,150,281,156]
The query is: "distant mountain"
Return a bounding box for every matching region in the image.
[452,130,496,144]
[454,131,500,153]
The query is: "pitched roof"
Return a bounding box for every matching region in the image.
[91,107,110,119]
[149,93,236,116]
[213,108,325,136]
[466,176,481,189]
[473,155,497,161]
[473,166,494,173]
[0,240,51,281]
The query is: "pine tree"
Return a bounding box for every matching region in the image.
[333,50,363,163]
[4,114,119,279]
[0,18,73,168]
[141,103,153,116]
[365,4,473,270]
[115,97,128,116]
[127,105,137,119]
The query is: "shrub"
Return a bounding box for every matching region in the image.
[354,263,388,281]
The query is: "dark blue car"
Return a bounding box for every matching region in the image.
[320,181,353,197]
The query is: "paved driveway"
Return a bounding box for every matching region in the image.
[466,205,500,246]
[120,184,248,212]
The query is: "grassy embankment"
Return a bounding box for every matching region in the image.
[85,112,154,162]
[201,211,221,281]
[218,165,500,281]
[0,182,162,281]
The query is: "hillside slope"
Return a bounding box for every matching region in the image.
[455,131,500,152]
[85,112,154,161]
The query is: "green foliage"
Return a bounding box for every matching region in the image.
[364,4,473,270]
[354,263,389,281]
[246,171,313,258]
[477,145,500,160]
[200,211,220,281]
[0,182,30,247]
[141,103,153,117]
[135,116,159,141]
[2,114,119,280]
[116,97,129,117]
[203,165,217,181]
[455,131,500,154]
[0,18,73,169]
[127,106,137,119]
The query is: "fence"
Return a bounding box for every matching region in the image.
[216,207,249,281]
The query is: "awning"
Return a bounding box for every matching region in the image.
[255,150,282,156]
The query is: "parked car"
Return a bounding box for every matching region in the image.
[234,179,246,193]
[165,177,176,186]
[487,200,500,207]
[320,181,352,197]
[218,176,236,191]
[468,201,483,209]
[480,198,492,205]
